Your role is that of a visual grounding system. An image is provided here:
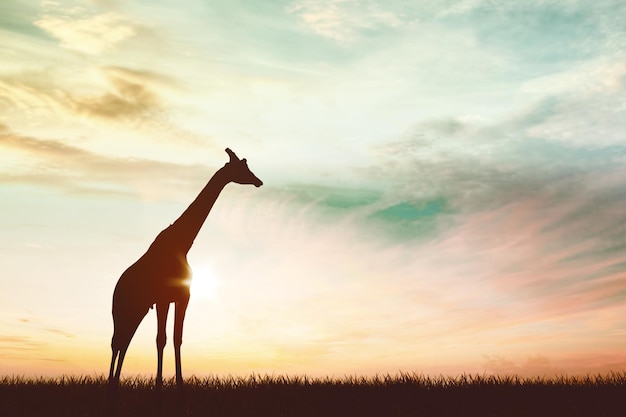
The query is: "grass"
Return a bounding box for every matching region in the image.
[1,372,625,417]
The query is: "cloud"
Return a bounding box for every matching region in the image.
[68,66,166,120]
[0,126,212,198]
[287,0,402,43]
[525,89,626,148]
[9,317,76,345]
[365,74,626,212]
[0,71,66,117]
[205,72,626,371]
[482,353,626,377]
[44,328,76,338]
[352,22,626,211]
[34,10,136,55]
[180,179,626,374]
[357,101,626,325]
[482,355,519,374]
[483,354,565,376]
[0,336,44,352]
[0,65,215,146]
[286,0,625,55]
[0,65,173,124]
[523,60,626,97]
[437,186,626,313]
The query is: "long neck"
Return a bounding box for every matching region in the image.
[169,167,230,252]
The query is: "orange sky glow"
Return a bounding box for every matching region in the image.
[2,0,626,379]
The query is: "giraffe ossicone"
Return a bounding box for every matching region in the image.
[108,148,262,387]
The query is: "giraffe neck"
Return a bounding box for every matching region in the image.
[168,167,230,253]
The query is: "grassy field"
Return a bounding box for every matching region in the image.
[1,373,625,417]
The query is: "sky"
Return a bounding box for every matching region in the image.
[1,0,626,379]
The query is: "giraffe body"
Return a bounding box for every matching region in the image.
[108,149,262,387]
[111,227,191,347]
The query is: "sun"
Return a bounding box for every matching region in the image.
[190,264,221,300]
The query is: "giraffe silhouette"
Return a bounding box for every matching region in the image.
[108,148,262,387]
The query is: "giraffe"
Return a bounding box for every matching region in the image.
[108,148,262,387]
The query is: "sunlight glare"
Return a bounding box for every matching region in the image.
[191,264,221,300]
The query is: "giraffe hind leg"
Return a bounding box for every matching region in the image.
[108,348,119,384]
[114,346,128,381]
[109,306,149,384]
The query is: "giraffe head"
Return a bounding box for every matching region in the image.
[223,148,263,187]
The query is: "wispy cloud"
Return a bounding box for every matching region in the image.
[287,0,402,43]
[2,0,625,377]
[44,328,75,338]
[482,353,626,377]
[34,5,137,55]
[522,62,626,147]
[0,64,215,148]
[0,336,44,352]
[188,72,626,372]
[0,66,169,122]
[366,77,626,212]
[181,183,626,374]
[69,66,167,120]
[0,71,66,118]
[482,354,566,376]
[0,126,212,198]
[14,316,76,339]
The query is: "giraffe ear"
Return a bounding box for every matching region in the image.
[225,148,240,163]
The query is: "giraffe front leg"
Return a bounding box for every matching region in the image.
[174,299,189,387]
[155,302,170,388]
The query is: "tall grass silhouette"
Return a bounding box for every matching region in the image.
[1,372,624,416]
